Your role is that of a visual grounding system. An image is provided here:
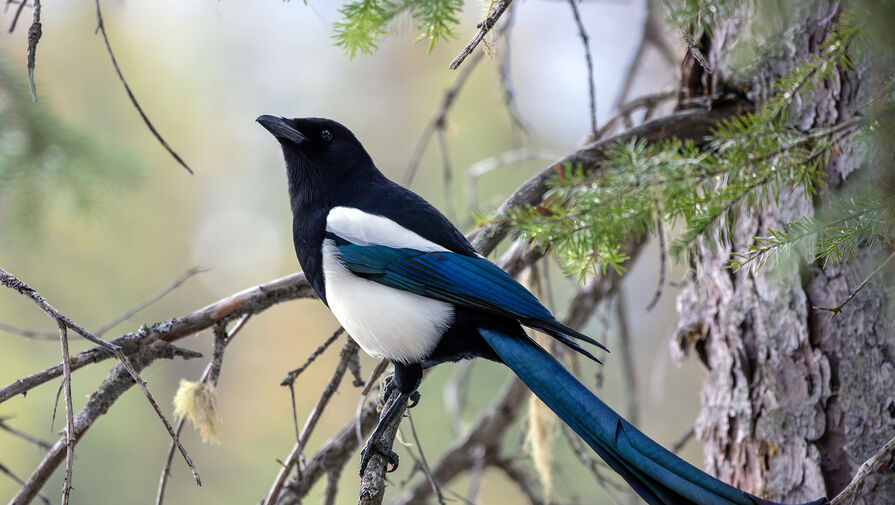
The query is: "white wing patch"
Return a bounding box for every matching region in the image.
[325,206,449,252]
[321,240,453,364]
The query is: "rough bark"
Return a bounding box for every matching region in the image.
[672,2,894,503]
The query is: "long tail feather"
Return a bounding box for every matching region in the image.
[478,329,828,505]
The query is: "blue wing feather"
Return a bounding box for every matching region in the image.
[329,234,608,357]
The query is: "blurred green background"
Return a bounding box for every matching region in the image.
[0,1,703,504]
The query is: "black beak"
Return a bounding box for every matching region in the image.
[256,115,308,144]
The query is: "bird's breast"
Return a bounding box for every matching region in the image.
[320,240,454,364]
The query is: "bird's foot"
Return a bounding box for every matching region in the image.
[380,376,421,408]
[359,439,399,476]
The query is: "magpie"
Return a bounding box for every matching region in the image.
[257,115,828,505]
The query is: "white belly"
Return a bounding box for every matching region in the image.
[321,240,454,364]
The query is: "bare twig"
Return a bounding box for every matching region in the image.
[448,0,513,70]
[611,283,639,428]
[392,377,529,505]
[95,267,206,337]
[814,250,895,317]
[465,147,559,217]
[155,314,249,505]
[0,462,51,505]
[402,49,485,187]
[645,205,667,312]
[435,127,457,221]
[7,0,27,33]
[281,327,345,386]
[406,411,447,505]
[0,268,202,489]
[830,432,895,505]
[275,400,380,505]
[93,0,193,174]
[670,426,695,454]
[0,323,55,339]
[57,322,73,505]
[595,90,676,140]
[0,418,53,451]
[492,457,547,505]
[615,0,678,107]
[496,4,528,135]
[24,0,39,101]
[263,339,359,505]
[1,267,205,340]
[10,341,201,505]
[567,0,597,138]
[559,425,627,504]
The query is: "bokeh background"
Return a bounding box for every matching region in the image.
[0,1,703,503]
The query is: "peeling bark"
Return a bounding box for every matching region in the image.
[672,1,894,503]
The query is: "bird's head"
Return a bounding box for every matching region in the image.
[257,115,374,197]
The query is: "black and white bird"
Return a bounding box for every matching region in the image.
[257,115,828,505]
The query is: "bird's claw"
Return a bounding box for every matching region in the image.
[407,391,421,409]
[359,439,400,476]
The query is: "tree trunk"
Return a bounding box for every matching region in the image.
[671,1,895,503]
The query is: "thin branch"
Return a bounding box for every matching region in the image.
[95,266,206,337]
[670,426,695,454]
[406,411,447,505]
[25,0,39,102]
[391,377,530,505]
[559,425,628,504]
[1,267,205,340]
[596,90,676,140]
[492,457,547,505]
[402,49,485,187]
[274,400,381,505]
[0,323,55,339]
[814,250,895,317]
[57,322,73,505]
[496,4,528,135]
[465,147,559,217]
[263,339,359,505]
[93,0,193,174]
[0,462,51,505]
[611,282,639,427]
[7,0,27,33]
[435,127,457,221]
[567,0,597,138]
[0,418,53,451]
[645,205,667,311]
[830,432,895,505]
[0,268,201,488]
[155,314,249,505]
[448,0,513,70]
[10,341,201,505]
[615,0,678,106]
[281,327,345,386]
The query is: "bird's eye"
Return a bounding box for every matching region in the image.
[321,129,333,142]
